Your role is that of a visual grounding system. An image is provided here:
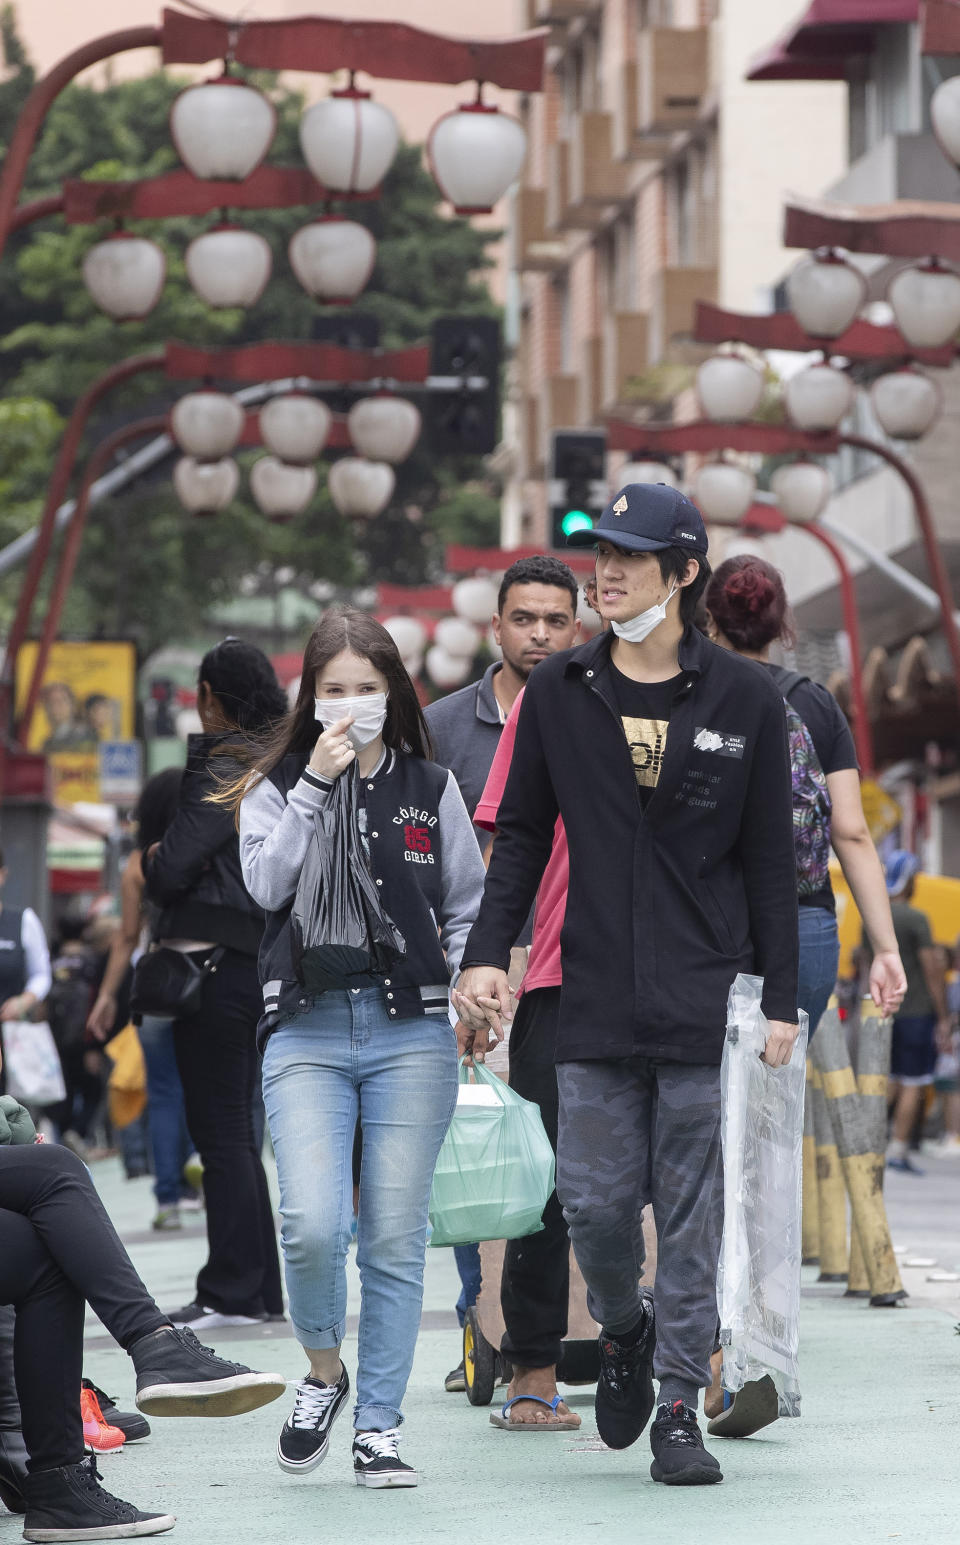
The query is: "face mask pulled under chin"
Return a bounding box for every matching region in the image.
[314,692,388,749]
[610,584,678,645]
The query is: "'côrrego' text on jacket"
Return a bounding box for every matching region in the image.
[239,748,485,1051]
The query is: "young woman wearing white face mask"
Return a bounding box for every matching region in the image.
[214,608,485,1491]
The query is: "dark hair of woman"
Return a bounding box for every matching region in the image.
[704,554,795,653]
[199,638,288,735]
[210,607,433,819]
[133,767,184,851]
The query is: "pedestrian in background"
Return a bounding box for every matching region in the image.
[704,555,905,1037]
[88,768,198,1231]
[143,639,287,1328]
[426,554,580,1389]
[224,608,485,1490]
[875,850,951,1175]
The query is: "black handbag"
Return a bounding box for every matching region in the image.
[129,946,225,1020]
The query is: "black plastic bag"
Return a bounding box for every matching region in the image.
[290,763,405,993]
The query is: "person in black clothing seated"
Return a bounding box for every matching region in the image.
[0,1113,285,1541]
[142,640,286,1330]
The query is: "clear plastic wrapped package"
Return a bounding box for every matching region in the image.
[717,973,809,1418]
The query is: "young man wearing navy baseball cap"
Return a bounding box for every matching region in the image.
[454,482,800,1486]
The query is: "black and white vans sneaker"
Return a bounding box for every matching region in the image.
[352,1429,418,1489]
[277,1369,350,1475]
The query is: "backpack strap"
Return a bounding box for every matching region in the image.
[768,665,810,703]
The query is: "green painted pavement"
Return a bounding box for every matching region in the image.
[24,1159,960,1545]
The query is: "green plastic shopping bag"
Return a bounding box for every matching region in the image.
[428,1059,556,1246]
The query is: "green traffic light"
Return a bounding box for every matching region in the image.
[561,509,594,536]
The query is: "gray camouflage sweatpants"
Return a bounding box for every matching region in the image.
[556,1056,722,1406]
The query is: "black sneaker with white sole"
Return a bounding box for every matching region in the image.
[164,1300,265,1330]
[22,1455,176,1541]
[443,1362,465,1393]
[352,1429,418,1489]
[649,1400,723,1486]
[595,1297,656,1450]
[130,1325,286,1418]
[277,1369,351,1474]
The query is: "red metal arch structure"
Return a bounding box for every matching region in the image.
[0,6,549,793]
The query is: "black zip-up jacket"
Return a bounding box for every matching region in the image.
[143,733,264,958]
[461,627,799,1064]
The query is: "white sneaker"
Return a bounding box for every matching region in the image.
[352,1429,418,1488]
[166,1301,265,1330]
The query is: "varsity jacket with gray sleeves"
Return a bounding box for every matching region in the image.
[239,747,486,1050]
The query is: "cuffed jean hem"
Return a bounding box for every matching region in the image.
[293,1321,345,1351]
[354,1403,403,1431]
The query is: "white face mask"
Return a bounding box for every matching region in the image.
[315,692,388,749]
[610,584,678,645]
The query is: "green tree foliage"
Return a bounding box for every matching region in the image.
[0,9,502,652]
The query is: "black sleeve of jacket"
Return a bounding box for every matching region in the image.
[142,754,236,904]
[459,673,558,971]
[737,693,799,1025]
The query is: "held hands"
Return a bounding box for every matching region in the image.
[309,714,356,781]
[867,951,907,1018]
[762,1019,800,1067]
[452,966,512,1063]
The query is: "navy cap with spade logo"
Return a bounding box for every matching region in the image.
[565,481,708,556]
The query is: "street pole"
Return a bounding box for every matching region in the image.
[0,28,161,264]
[15,415,168,742]
[0,352,165,795]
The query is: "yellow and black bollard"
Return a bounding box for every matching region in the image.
[801,1060,820,1265]
[812,1003,906,1307]
[810,1059,848,1281]
[856,1001,905,1307]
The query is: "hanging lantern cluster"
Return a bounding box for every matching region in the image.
[786,249,867,340]
[428,92,527,215]
[452,576,499,626]
[384,616,428,679]
[328,458,395,520]
[426,613,479,690]
[692,460,756,524]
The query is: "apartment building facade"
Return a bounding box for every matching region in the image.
[503,0,846,545]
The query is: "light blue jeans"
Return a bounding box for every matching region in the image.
[261,987,459,1431]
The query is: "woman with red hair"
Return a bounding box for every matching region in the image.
[704,554,905,1037]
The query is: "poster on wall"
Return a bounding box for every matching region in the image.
[15,641,138,806]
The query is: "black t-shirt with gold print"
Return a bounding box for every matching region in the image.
[610,665,686,809]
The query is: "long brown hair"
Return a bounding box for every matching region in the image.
[210,607,434,818]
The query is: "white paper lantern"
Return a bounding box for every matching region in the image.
[616,460,680,489]
[299,91,399,193]
[260,396,331,464]
[784,363,854,431]
[185,226,271,309]
[452,576,499,626]
[348,397,422,464]
[888,260,960,349]
[250,457,317,522]
[770,461,833,523]
[425,645,472,689]
[692,461,757,524]
[696,354,765,424]
[786,250,867,339]
[288,218,376,303]
[869,369,942,441]
[82,234,166,320]
[428,103,527,214]
[173,456,239,516]
[328,458,395,519]
[435,616,480,659]
[383,616,428,661]
[170,78,276,181]
[170,391,244,462]
[930,75,960,170]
